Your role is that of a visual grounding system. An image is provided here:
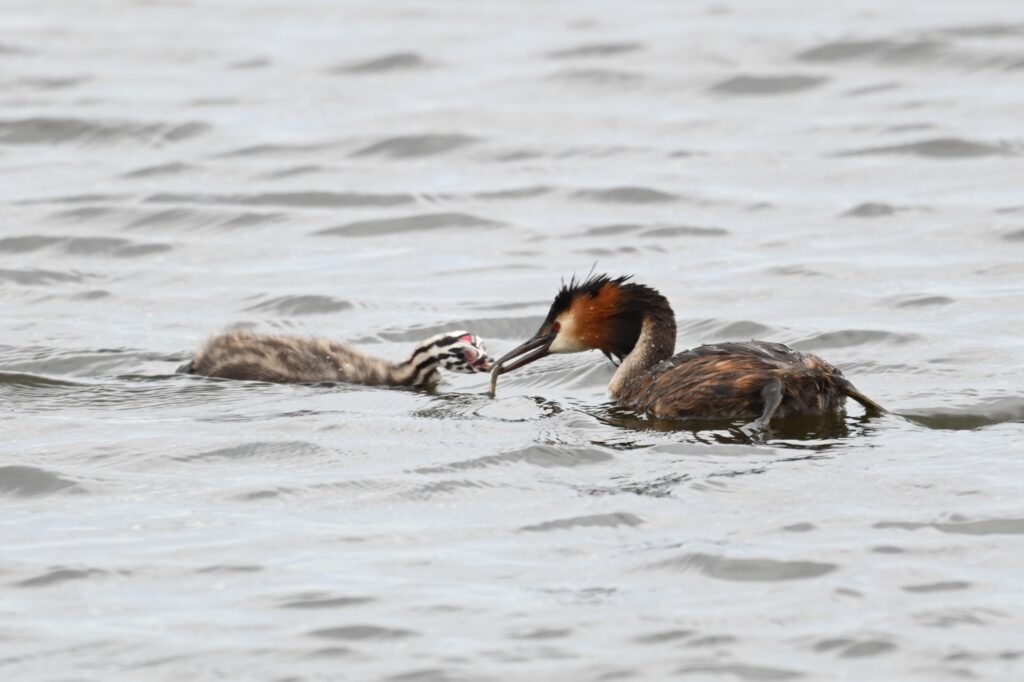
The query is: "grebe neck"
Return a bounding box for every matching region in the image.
[392,351,440,388]
[608,310,676,398]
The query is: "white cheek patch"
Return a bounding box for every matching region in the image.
[549,335,588,353]
[549,312,588,353]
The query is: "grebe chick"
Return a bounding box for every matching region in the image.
[490,274,884,428]
[179,330,492,388]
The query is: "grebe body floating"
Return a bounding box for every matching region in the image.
[490,274,883,429]
[181,330,491,389]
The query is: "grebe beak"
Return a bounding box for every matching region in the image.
[488,330,556,397]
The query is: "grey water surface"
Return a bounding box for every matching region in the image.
[2,1,1024,680]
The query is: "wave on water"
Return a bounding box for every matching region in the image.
[572,186,681,204]
[278,593,375,609]
[0,268,90,285]
[414,444,615,473]
[792,329,918,350]
[0,465,84,497]
[330,51,433,74]
[213,142,338,158]
[350,134,479,158]
[639,225,728,238]
[889,295,955,308]
[175,441,330,463]
[121,161,196,178]
[307,625,416,641]
[840,202,912,218]
[679,318,778,341]
[471,186,553,200]
[902,396,1024,429]
[648,552,837,581]
[316,212,501,237]
[0,349,175,378]
[143,191,415,209]
[795,29,1024,70]
[519,512,644,532]
[244,295,354,316]
[876,516,1024,535]
[369,316,542,344]
[836,138,1015,158]
[14,568,104,588]
[126,207,286,231]
[0,235,171,258]
[260,164,325,179]
[0,371,84,388]
[549,68,646,87]
[546,42,644,59]
[710,74,828,95]
[0,117,209,146]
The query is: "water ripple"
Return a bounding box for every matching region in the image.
[0,465,83,497]
[176,441,330,463]
[837,138,1015,159]
[519,512,644,532]
[332,52,433,74]
[710,75,827,95]
[122,161,196,178]
[649,553,837,581]
[0,268,90,285]
[547,42,643,59]
[244,294,354,316]
[796,34,1024,70]
[876,517,1024,535]
[792,329,918,350]
[902,581,970,593]
[903,396,1024,429]
[278,593,375,609]
[639,225,728,238]
[572,187,680,204]
[0,117,208,145]
[675,662,803,680]
[309,625,416,640]
[414,445,614,473]
[0,235,171,257]
[812,638,898,658]
[351,134,479,158]
[144,191,415,208]
[14,568,104,588]
[550,68,645,87]
[797,39,943,64]
[317,212,501,237]
[841,202,910,218]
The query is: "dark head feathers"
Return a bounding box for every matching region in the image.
[545,273,633,324]
[540,273,674,361]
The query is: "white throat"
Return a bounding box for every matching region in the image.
[608,317,666,397]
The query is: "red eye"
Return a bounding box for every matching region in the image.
[553,321,561,332]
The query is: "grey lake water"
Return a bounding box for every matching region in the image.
[2,1,1024,680]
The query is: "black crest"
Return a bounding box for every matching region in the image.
[543,273,633,327]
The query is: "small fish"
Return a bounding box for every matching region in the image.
[489,362,501,397]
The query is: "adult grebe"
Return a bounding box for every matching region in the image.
[179,330,492,388]
[489,274,883,428]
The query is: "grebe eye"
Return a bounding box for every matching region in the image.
[553,321,561,332]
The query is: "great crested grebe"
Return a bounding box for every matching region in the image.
[178,330,492,388]
[490,274,884,428]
